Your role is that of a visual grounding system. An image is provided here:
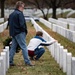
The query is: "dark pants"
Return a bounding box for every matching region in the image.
[28,48,45,60]
[34,48,45,60]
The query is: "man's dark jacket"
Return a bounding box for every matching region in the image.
[8,9,27,37]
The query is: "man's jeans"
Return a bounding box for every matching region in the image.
[34,48,45,60]
[9,32,31,65]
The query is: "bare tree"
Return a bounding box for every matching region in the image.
[0,0,5,18]
[44,0,75,19]
[1,0,75,19]
[27,0,50,20]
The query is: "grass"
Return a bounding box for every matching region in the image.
[68,13,75,18]
[37,21,75,56]
[56,11,71,18]
[0,20,74,75]
[6,22,66,75]
[6,49,66,75]
[45,11,71,19]
[0,29,9,52]
[42,11,75,19]
[0,21,6,24]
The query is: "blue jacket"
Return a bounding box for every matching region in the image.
[8,9,27,37]
[27,36,55,51]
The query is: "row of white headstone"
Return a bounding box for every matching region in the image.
[0,21,8,33]
[33,8,72,17]
[48,18,75,31]
[0,9,34,19]
[31,18,75,75]
[0,46,9,75]
[58,18,75,31]
[58,18,75,24]
[39,18,75,43]
[48,18,68,29]
[49,42,75,75]
[0,18,4,23]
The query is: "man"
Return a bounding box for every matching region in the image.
[8,1,34,66]
[28,31,56,60]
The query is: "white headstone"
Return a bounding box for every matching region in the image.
[57,43,60,64]
[66,53,72,75]
[73,32,75,43]
[72,57,75,75]
[0,24,4,33]
[0,56,5,75]
[63,49,67,73]
[1,52,6,75]
[0,63,1,75]
[52,43,55,58]
[59,46,64,68]
[5,46,9,68]
[3,49,8,71]
[54,42,58,61]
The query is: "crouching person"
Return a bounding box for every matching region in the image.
[27,31,56,60]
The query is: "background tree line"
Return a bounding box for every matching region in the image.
[0,0,75,19]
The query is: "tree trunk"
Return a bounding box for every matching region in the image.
[52,7,57,19]
[1,0,5,18]
[41,9,48,20]
[43,14,48,20]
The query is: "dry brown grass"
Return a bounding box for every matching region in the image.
[0,29,9,52]
[6,22,66,75]
[26,22,36,44]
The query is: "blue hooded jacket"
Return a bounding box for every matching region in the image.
[8,9,27,37]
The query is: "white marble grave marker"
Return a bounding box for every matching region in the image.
[0,56,5,75]
[57,43,60,64]
[72,57,75,75]
[1,52,6,75]
[3,49,8,71]
[59,46,64,68]
[63,49,67,73]
[5,46,9,68]
[66,53,72,75]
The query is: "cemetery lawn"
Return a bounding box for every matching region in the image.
[6,22,66,75]
[47,11,71,18]
[37,21,75,56]
[67,13,75,18]
[0,29,9,52]
[56,11,71,18]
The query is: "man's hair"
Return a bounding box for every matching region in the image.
[36,31,43,36]
[16,1,25,9]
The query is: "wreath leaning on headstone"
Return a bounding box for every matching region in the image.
[3,37,21,53]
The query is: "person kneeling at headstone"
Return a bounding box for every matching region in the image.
[27,31,56,60]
